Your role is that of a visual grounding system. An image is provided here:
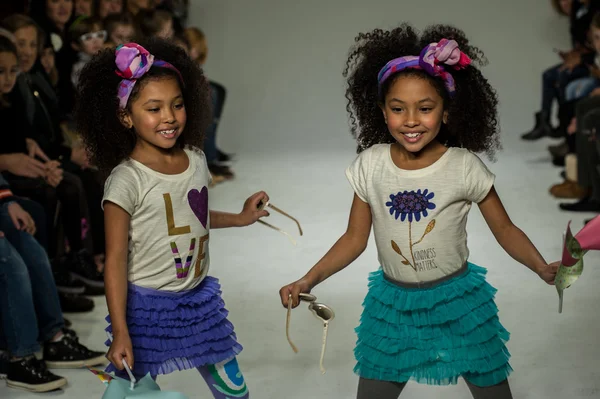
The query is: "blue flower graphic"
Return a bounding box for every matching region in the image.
[386,189,436,222]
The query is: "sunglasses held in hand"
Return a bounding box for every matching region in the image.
[286,293,335,374]
[257,200,303,245]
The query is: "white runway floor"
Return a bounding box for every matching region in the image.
[2,132,599,399]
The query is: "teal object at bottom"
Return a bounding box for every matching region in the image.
[102,373,190,399]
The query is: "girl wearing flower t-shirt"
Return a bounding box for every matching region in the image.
[280,24,560,399]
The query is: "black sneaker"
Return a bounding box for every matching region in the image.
[68,249,105,288]
[58,292,94,313]
[44,335,106,369]
[62,328,77,340]
[53,269,86,294]
[6,357,67,392]
[0,351,8,379]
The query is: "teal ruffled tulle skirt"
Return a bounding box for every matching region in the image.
[354,263,512,387]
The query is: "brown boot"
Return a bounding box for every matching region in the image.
[549,180,590,199]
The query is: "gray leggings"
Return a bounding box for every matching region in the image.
[356,378,513,399]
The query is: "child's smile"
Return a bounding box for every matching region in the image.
[157,128,178,140]
[401,131,426,143]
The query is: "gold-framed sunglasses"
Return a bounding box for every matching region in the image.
[257,200,303,245]
[286,293,335,374]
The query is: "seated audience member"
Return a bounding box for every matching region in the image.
[125,0,152,16]
[522,0,599,141]
[94,0,124,19]
[185,27,235,183]
[74,0,94,17]
[103,11,136,47]
[29,0,78,118]
[547,12,600,165]
[135,8,174,39]
[155,0,189,35]
[39,32,60,88]
[551,95,600,212]
[69,16,106,87]
[0,16,105,291]
[564,13,600,102]
[0,174,105,393]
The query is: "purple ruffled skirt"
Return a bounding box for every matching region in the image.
[104,276,242,377]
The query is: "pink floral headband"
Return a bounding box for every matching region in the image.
[377,39,471,97]
[115,43,183,108]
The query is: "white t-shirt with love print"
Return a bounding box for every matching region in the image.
[102,147,212,292]
[346,144,495,283]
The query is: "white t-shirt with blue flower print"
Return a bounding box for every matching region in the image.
[346,144,495,283]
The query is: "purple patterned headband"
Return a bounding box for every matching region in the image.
[115,43,183,108]
[377,39,471,97]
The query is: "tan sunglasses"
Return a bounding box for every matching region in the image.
[286,293,335,374]
[257,200,303,245]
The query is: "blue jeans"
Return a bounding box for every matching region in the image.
[15,197,48,251]
[0,204,63,357]
[542,63,589,115]
[204,81,227,164]
[565,76,600,101]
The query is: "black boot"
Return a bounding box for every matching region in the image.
[559,197,600,212]
[217,149,234,163]
[552,155,566,167]
[521,111,552,140]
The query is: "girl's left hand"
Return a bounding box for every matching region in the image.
[238,191,270,226]
[538,261,560,285]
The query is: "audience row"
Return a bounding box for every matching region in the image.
[522,0,600,224]
[0,0,235,393]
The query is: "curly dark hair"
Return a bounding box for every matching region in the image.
[75,37,211,175]
[343,23,500,159]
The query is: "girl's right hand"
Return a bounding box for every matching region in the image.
[279,278,314,309]
[107,333,134,371]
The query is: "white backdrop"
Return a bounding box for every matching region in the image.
[189,0,571,155]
